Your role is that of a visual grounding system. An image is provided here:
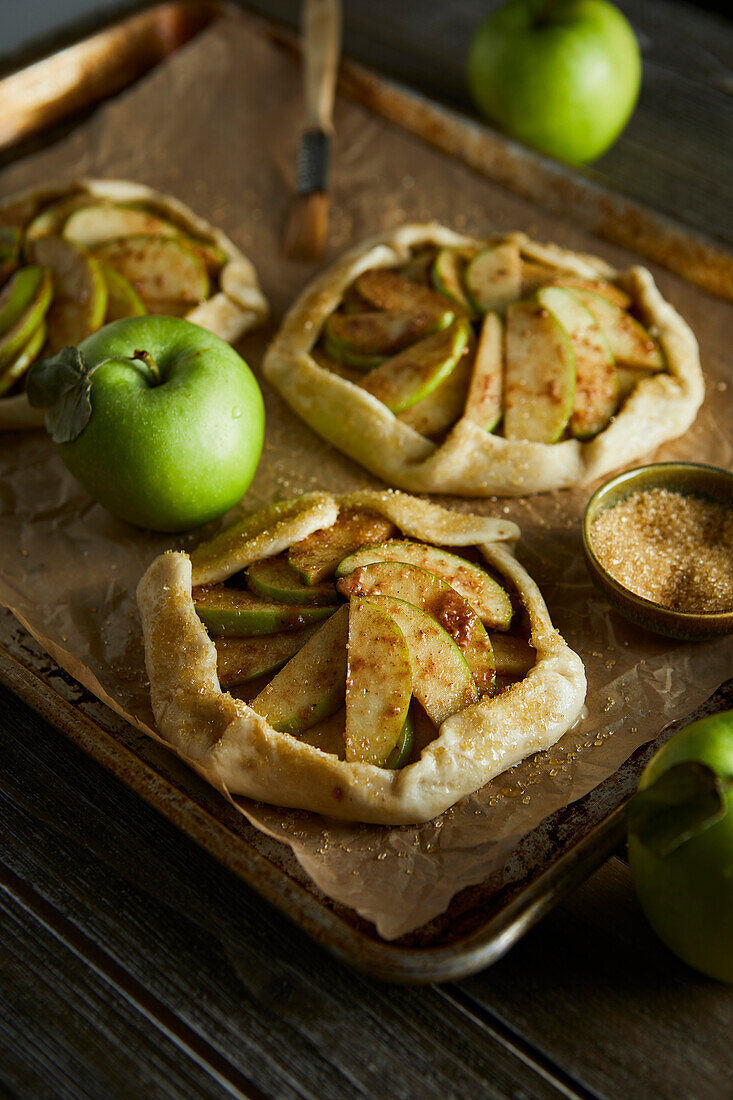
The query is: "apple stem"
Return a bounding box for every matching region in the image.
[133,348,161,386]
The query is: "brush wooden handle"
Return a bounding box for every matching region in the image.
[302,0,341,133]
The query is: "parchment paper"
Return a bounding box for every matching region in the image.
[0,11,731,940]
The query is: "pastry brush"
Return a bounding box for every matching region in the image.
[282,0,341,262]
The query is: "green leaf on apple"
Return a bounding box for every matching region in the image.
[26,345,96,444]
[27,344,157,445]
[626,760,728,858]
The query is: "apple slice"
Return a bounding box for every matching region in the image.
[0,320,45,397]
[464,241,521,314]
[537,287,617,439]
[355,269,456,317]
[324,308,454,365]
[338,561,495,694]
[288,508,397,585]
[490,634,535,678]
[190,495,338,585]
[93,235,209,310]
[546,277,631,310]
[399,249,436,285]
[24,196,93,242]
[520,261,558,295]
[63,203,179,248]
[214,624,319,687]
[101,263,146,322]
[431,249,475,315]
[464,310,503,431]
[336,538,513,630]
[251,606,348,734]
[0,226,21,283]
[616,365,649,404]
[397,337,473,437]
[193,585,335,635]
[189,240,228,277]
[368,595,478,726]
[0,266,53,369]
[385,707,415,769]
[247,554,338,606]
[344,597,413,766]
[568,287,664,370]
[360,320,470,413]
[504,300,575,443]
[300,707,347,757]
[28,237,107,352]
[323,332,383,370]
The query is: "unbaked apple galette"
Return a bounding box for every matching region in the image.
[138,491,586,824]
[264,225,704,496]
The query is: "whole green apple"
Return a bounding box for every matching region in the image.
[468,0,641,164]
[627,711,733,983]
[27,316,264,532]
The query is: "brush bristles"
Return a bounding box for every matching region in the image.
[283,191,330,262]
[295,129,331,196]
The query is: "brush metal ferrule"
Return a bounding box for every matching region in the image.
[295,128,331,196]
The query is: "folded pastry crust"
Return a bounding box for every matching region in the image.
[0,179,269,430]
[137,490,587,825]
[264,225,705,496]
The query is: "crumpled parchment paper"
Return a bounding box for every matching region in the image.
[0,11,731,939]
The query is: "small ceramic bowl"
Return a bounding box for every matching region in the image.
[582,462,733,641]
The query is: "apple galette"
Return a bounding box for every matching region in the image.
[0,179,268,430]
[137,490,586,824]
[264,225,704,496]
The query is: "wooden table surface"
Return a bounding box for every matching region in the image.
[1,2,732,1098]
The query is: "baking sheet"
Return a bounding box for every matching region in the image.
[0,10,731,940]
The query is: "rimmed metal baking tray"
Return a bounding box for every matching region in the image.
[0,0,731,983]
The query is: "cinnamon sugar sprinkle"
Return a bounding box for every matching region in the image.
[590,488,733,614]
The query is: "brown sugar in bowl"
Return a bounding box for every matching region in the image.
[582,462,733,641]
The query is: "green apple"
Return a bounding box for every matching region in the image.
[468,0,642,164]
[26,315,264,532]
[627,711,733,983]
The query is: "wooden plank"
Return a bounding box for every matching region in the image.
[0,888,248,1100]
[0,681,578,1100]
[456,857,733,1100]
